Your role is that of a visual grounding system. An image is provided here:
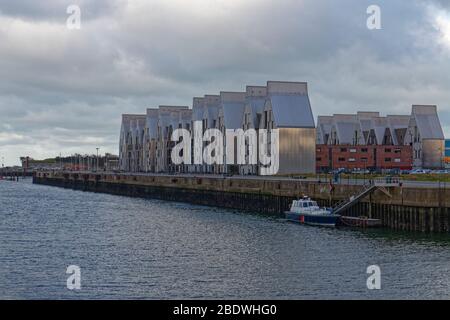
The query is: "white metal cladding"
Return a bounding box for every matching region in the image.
[146,109,159,140]
[371,117,389,146]
[277,128,316,175]
[269,94,315,128]
[192,97,205,121]
[317,117,332,145]
[221,102,246,129]
[245,98,266,129]
[422,139,445,168]
[386,115,410,145]
[412,112,445,140]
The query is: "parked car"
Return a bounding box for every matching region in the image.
[432,169,449,174]
[385,168,400,175]
[352,168,370,174]
[410,169,431,174]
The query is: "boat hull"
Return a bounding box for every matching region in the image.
[338,216,382,228]
[285,211,340,227]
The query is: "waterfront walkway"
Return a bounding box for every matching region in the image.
[50,170,448,189]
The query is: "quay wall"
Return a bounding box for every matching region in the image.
[33,172,450,233]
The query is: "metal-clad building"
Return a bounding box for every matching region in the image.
[260,81,316,175]
[217,91,246,174]
[405,105,445,168]
[120,80,317,175]
[241,86,267,175]
[119,114,146,172]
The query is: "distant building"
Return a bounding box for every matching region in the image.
[21,154,118,171]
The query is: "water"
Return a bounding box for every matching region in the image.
[1,178,450,299]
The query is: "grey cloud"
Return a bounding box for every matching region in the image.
[0,0,124,21]
[0,0,449,165]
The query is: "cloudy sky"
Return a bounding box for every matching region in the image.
[1,0,450,165]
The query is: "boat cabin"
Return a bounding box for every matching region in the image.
[291,197,320,210]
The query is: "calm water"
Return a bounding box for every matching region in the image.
[1,178,450,299]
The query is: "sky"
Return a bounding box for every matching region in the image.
[1,0,450,166]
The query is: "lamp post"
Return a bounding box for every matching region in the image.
[96,148,100,172]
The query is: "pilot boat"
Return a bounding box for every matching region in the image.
[285,196,340,227]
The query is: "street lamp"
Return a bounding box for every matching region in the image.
[96,147,100,172]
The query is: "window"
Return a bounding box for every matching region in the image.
[385,158,392,162]
[361,148,368,153]
[394,148,401,154]
[385,148,392,153]
[361,157,368,162]
[394,158,401,163]
[317,148,321,152]
[316,157,322,162]
[350,148,357,153]
[338,157,346,162]
[340,148,347,152]
[348,158,356,162]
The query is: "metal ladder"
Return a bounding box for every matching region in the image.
[332,184,378,215]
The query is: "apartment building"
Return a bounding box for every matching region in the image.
[119,80,317,175]
[316,105,445,172]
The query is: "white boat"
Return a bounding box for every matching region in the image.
[285,196,340,227]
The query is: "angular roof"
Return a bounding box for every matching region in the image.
[386,115,410,145]
[357,111,380,119]
[332,115,360,144]
[146,108,159,139]
[411,105,444,140]
[192,97,204,121]
[121,114,146,143]
[245,98,265,128]
[244,86,267,128]
[131,117,146,142]
[370,117,389,145]
[121,114,145,131]
[317,116,333,144]
[220,92,246,129]
[246,85,267,97]
[203,95,220,127]
[265,81,314,128]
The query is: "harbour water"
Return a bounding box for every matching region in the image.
[1,178,450,299]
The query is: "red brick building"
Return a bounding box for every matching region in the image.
[316,145,413,172]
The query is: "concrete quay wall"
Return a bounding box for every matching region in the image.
[33,172,450,233]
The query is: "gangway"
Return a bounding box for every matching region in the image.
[332,176,402,215]
[332,185,377,215]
